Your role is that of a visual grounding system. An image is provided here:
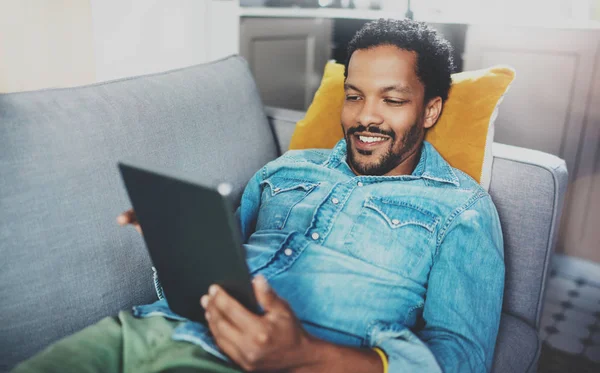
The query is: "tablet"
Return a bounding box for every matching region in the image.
[118,161,260,324]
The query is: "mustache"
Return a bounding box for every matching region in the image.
[346,125,395,140]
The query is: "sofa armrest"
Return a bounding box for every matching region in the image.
[489,143,568,328]
[492,312,541,373]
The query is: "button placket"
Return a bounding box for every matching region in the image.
[306,182,351,245]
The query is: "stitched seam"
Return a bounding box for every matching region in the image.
[250,231,296,275]
[374,198,439,219]
[364,200,438,232]
[260,179,319,195]
[435,190,488,253]
[532,159,564,330]
[453,168,486,193]
[402,302,425,325]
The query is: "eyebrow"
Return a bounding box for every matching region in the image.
[344,83,413,95]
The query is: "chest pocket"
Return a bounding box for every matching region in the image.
[344,198,440,277]
[257,178,318,230]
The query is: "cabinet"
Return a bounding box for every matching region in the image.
[240,17,333,110]
[464,25,600,262]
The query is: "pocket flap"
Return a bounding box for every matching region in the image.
[261,178,318,196]
[364,198,439,232]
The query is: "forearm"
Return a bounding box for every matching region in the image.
[291,336,383,373]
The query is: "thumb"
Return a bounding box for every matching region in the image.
[253,275,283,312]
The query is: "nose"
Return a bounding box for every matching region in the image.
[357,98,383,127]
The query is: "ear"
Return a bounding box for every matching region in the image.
[423,97,443,129]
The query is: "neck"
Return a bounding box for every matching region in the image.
[383,143,423,176]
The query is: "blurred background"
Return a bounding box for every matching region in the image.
[1,0,599,371]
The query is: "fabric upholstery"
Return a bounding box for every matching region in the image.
[489,143,568,328]
[492,313,540,373]
[288,62,515,189]
[0,56,278,372]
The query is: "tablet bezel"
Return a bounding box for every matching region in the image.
[118,161,260,324]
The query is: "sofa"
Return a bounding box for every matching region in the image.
[0,56,568,372]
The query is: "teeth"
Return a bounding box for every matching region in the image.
[358,135,386,143]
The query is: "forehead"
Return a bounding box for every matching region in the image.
[346,45,423,93]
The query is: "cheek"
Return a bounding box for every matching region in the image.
[386,110,420,133]
[341,105,354,131]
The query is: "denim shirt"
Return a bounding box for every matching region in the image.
[134,140,505,373]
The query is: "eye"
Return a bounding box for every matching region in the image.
[384,98,407,106]
[345,95,361,102]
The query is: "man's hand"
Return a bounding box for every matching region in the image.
[201,276,383,373]
[116,209,142,234]
[201,275,319,372]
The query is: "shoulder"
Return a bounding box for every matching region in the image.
[281,148,332,164]
[265,148,332,168]
[257,148,333,180]
[452,167,487,195]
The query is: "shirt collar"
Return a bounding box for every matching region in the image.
[325,139,459,187]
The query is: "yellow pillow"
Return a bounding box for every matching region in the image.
[289,62,515,190]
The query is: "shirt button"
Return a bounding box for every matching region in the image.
[273,187,281,193]
[311,232,320,240]
[284,248,293,256]
[392,219,400,225]
[357,182,364,187]
[332,198,339,204]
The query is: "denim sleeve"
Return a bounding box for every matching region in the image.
[374,195,505,373]
[234,168,264,243]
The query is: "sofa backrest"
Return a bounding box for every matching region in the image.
[0,56,278,371]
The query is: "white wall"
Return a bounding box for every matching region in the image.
[0,0,96,93]
[0,0,240,92]
[90,0,239,82]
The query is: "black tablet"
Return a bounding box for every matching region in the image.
[118,161,260,324]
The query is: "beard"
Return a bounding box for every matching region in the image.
[344,119,424,176]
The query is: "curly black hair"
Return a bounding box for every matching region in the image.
[345,18,455,103]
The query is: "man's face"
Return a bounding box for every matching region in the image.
[342,45,438,176]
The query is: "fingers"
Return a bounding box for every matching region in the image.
[204,300,244,343]
[116,209,137,226]
[208,330,246,369]
[202,287,276,372]
[202,285,263,333]
[117,209,142,234]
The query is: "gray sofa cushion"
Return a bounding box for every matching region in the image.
[0,56,278,371]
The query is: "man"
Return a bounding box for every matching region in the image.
[13,18,504,373]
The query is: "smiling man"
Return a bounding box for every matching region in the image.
[342,45,439,177]
[13,19,504,373]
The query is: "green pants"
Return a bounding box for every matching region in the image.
[12,311,243,373]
